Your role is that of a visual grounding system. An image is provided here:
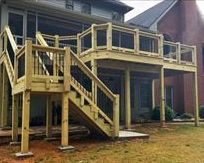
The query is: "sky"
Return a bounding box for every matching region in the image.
[121,0,163,21]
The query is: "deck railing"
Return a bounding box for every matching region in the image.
[36,23,196,66]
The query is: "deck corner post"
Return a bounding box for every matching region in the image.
[91,24,97,51]
[107,22,112,51]
[113,94,120,137]
[176,42,181,64]
[159,34,164,57]
[134,28,139,54]
[64,47,71,92]
[25,39,32,91]
[77,33,81,56]
[160,66,165,127]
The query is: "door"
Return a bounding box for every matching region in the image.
[165,86,174,109]
[8,10,26,45]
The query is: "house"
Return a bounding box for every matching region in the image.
[0,0,199,157]
[128,0,204,115]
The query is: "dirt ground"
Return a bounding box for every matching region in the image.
[1,123,204,163]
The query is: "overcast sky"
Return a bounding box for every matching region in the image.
[121,0,163,21]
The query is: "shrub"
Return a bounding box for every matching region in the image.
[199,106,204,118]
[180,113,194,119]
[151,105,174,121]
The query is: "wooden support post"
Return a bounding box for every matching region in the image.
[1,65,8,128]
[12,94,19,142]
[160,66,165,127]
[193,71,199,127]
[91,59,97,104]
[113,95,120,137]
[125,67,131,129]
[19,91,32,155]
[107,22,112,51]
[152,80,155,109]
[46,95,52,138]
[61,92,69,147]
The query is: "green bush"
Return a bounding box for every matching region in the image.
[199,106,204,118]
[151,105,174,121]
[180,113,193,119]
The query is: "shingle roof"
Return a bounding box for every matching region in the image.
[103,0,133,13]
[127,0,178,28]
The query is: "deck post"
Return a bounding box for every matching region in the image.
[193,71,199,127]
[16,91,33,157]
[77,33,81,55]
[152,80,155,109]
[160,66,165,127]
[107,22,112,51]
[134,29,139,54]
[0,65,8,128]
[91,24,97,51]
[113,95,120,137]
[176,42,181,64]
[46,95,52,138]
[159,34,164,58]
[91,59,97,104]
[125,67,131,129]
[11,94,19,142]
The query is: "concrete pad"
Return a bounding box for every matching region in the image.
[119,131,149,140]
[58,146,75,153]
[15,152,33,158]
[10,141,21,146]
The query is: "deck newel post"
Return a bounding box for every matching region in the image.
[59,47,74,151]
[134,29,139,54]
[46,95,52,138]
[193,71,199,127]
[176,42,181,64]
[91,24,97,51]
[125,67,131,129]
[11,94,19,143]
[113,95,120,137]
[77,33,81,56]
[1,65,8,128]
[91,59,97,104]
[107,22,112,51]
[16,39,33,157]
[159,34,164,57]
[160,66,165,127]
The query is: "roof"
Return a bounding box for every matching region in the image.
[103,0,133,13]
[127,0,178,28]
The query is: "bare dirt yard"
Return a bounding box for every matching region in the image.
[1,123,204,163]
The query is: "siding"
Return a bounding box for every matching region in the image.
[37,0,123,21]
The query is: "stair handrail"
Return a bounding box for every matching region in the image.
[70,49,119,137]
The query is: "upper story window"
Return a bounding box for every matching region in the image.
[112,11,122,21]
[65,0,74,10]
[81,1,91,14]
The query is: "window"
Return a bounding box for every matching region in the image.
[140,81,152,109]
[81,1,91,14]
[112,12,122,21]
[165,86,173,109]
[65,0,73,10]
